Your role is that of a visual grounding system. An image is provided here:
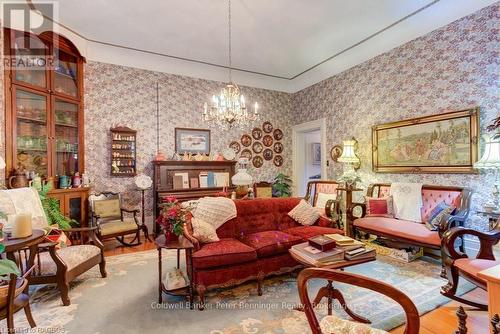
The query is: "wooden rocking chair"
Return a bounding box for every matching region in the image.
[89,192,147,246]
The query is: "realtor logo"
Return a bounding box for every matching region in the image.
[1,0,59,69]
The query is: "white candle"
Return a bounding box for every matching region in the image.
[12,213,32,238]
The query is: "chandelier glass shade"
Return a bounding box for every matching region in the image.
[202,0,259,129]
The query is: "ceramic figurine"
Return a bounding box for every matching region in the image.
[194,154,204,161]
[171,152,181,161]
[154,150,167,161]
[82,173,90,187]
[72,172,81,188]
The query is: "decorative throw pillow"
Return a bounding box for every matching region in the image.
[315,192,337,209]
[191,217,220,243]
[288,199,320,226]
[365,196,394,218]
[44,226,72,249]
[425,202,455,231]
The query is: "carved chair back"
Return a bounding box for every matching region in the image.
[305,180,341,207]
[89,192,123,223]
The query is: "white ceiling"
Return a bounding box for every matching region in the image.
[28,0,498,92]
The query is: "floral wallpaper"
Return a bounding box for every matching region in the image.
[292,4,499,230]
[84,62,293,220]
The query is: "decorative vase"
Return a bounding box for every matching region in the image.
[164,228,176,243]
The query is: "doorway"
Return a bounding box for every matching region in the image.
[292,118,327,197]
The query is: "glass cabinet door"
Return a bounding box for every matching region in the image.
[10,30,48,89]
[54,99,80,175]
[14,88,49,177]
[53,48,78,98]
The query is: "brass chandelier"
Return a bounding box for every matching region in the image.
[203,0,259,129]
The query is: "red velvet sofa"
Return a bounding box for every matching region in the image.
[349,183,472,273]
[184,197,343,309]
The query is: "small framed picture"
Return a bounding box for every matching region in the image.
[175,128,211,154]
[312,143,321,165]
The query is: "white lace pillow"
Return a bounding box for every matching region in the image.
[315,192,337,208]
[288,199,320,226]
[191,217,220,243]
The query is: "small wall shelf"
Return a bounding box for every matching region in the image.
[110,126,137,177]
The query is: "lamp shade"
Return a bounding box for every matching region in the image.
[338,139,360,164]
[474,134,500,169]
[231,169,253,186]
[0,156,5,170]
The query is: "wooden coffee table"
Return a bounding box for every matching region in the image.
[290,248,376,323]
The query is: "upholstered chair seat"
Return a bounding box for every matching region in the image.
[99,219,139,237]
[320,314,388,334]
[37,245,102,275]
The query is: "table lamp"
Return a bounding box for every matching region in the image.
[231,158,253,198]
[338,138,360,171]
[474,133,500,208]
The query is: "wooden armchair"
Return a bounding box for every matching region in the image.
[441,226,500,310]
[305,180,342,229]
[89,192,146,246]
[297,267,419,334]
[24,227,107,306]
[0,266,36,332]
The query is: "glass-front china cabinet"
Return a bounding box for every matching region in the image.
[4,28,88,225]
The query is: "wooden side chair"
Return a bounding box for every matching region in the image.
[297,267,420,334]
[89,192,147,246]
[441,225,500,310]
[0,187,107,306]
[0,266,36,332]
[304,180,342,228]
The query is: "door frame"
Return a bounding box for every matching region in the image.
[291,118,327,196]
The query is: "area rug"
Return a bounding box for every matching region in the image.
[2,250,474,334]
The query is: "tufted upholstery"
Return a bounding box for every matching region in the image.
[240,230,303,258]
[192,238,257,269]
[372,185,463,222]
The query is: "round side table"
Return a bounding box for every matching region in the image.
[2,229,46,275]
[156,235,194,309]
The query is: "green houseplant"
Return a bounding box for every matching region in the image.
[272,173,292,197]
[38,184,78,230]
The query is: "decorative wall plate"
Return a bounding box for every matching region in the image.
[229,141,241,154]
[273,128,283,140]
[240,149,252,159]
[222,148,236,160]
[241,134,252,147]
[273,155,283,167]
[262,121,273,133]
[253,155,264,168]
[274,142,283,154]
[262,135,273,147]
[330,145,343,162]
[252,142,263,154]
[252,128,263,140]
[263,148,273,161]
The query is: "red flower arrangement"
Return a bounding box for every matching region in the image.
[156,196,192,241]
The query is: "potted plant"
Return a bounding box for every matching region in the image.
[272,173,292,197]
[0,250,22,308]
[38,184,78,229]
[339,170,361,189]
[156,196,191,242]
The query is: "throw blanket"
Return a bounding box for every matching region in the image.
[192,197,237,230]
[0,188,48,229]
[390,183,423,222]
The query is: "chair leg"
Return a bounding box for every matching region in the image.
[257,271,265,296]
[7,312,14,332]
[58,279,71,306]
[115,234,141,247]
[99,259,107,278]
[24,302,36,328]
[142,224,153,242]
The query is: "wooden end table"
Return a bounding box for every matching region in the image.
[156,235,194,309]
[2,229,46,274]
[290,248,376,323]
[338,187,363,237]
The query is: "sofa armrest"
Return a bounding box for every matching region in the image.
[348,202,366,221]
[182,219,201,251]
[317,215,337,228]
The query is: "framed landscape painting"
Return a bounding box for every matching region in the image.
[175,128,211,154]
[372,108,479,173]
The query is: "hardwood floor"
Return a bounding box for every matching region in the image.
[103,237,491,333]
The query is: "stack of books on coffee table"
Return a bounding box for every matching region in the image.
[290,234,375,266]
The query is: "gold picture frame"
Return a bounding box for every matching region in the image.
[372,108,479,173]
